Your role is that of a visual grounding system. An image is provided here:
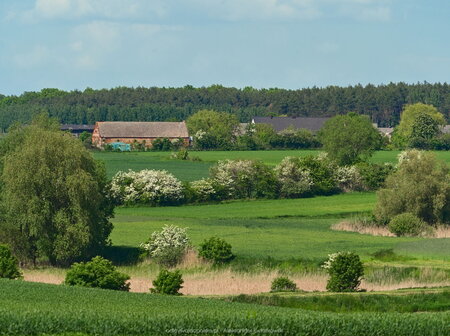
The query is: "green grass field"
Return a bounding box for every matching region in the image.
[0,279,448,336]
[111,193,450,264]
[93,150,450,180]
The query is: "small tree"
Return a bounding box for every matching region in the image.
[65,256,130,291]
[374,150,450,225]
[323,252,364,292]
[151,269,183,295]
[0,244,22,279]
[275,157,314,198]
[319,112,381,165]
[141,225,190,267]
[198,237,234,264]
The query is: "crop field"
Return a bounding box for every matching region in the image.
[0,279,448,336]
[93,150,450,180]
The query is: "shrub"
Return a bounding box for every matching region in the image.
[65,256,130,291]
[270,276,297,292]
[210,159,278,199]
[388,213,427,237]
[323,252,364,292]
[375,150,450,225]
[152,138,173,151]
[299,154,339,195]
[150,269,183,295]
[356,162,395,190]
[141,225,190,267]
[189,178,217,202]
[198,237,234,264]
[110,169,184,206]
[0,244,22,279]
[275,157,313,198]
[334,166,364,192]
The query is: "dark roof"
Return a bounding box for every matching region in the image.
[252,117,330,132]
[61,124,95,132]
[97,121,189,138]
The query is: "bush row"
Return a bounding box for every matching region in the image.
[111,154,394,206]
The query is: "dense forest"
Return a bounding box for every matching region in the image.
[0,82,449,131]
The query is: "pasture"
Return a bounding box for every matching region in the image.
[93,150,450,180]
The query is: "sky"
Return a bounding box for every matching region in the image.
[0,0,449,95]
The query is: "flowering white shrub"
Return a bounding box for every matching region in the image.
[111,169,184,205]
[141,225,190,267]
[190,178,216,202]
[275,157,313,198]
[334,166,364,192]
[397,149,423,166]
[210,159,277,199]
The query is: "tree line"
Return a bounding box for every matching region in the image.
[1,82,449,131]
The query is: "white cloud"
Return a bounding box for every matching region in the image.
[23,0,166,22]
[13,45,51,68]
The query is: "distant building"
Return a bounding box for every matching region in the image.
[377,127,394,138]
[92,121,189,149]
[60,124,94,137]
[251,117,330,133]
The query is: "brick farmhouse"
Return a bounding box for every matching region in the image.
[92,121,190,149]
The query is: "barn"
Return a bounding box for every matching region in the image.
[92,121,190,149]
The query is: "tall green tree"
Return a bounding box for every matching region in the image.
[393,103,445,148]
[0,116,114,265]
[187,109,239,149]
[318,112,381,165]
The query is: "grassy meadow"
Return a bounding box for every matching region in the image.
[93,149,450,180]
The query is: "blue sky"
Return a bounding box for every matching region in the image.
[0,0,449,95]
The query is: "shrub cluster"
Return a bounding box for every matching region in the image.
[375,150,450,229]
[323,252,364,292]
[65,256,130,291]
[0,245,22,279]
[111,169,184,206]
[111,154,394,206]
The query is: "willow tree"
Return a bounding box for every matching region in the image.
[0,116,113,265]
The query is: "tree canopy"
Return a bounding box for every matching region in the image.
[0,116,114,265]
[0,82,449,131]
[318,112,382,165]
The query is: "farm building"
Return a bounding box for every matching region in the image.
[60,124,94,137]
[92,121,190,149]
[252,116,330,133]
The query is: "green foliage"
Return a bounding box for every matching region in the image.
[324,252,364,292]
[0,244,22,279]
[187,110,239,150]
[65,256,130,291]
[270,276,297,292]
[151,138,173,151]
[298,155,338,195]
[150,269,183,295]
[0,115,113,265]
[198,236,234,264]
[375,150,450,225]
[393,103,446,148]
[141,225,190,267]
[319,112,382,165]
[356,162,395,190]
[1,279,448,336]
[388,213,427,237]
